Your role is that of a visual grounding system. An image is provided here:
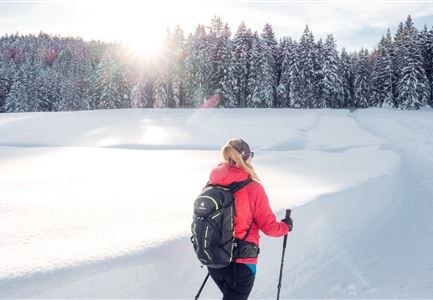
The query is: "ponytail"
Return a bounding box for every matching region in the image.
[221,142,261,182]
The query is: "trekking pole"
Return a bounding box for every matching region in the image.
[194,272,210,300]
[277,209,291,300]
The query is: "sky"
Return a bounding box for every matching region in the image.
[0,0,433,54]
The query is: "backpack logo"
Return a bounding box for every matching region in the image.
[199,202,206,209]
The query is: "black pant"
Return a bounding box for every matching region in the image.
[208,263,255,300]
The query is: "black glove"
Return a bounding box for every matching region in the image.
[281,217,293,232]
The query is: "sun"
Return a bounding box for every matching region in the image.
[108,1,168,57]
[70,0,215,57]
[70,0,213,58]
[125,34,164,57]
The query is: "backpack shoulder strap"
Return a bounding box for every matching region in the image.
[230,178,254,240]
[202,181,211,191]
[227,178,253,193]
[242,220,254,241]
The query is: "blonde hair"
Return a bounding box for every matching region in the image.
[222,138,261,182]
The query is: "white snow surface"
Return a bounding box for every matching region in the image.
[0,108,431,298]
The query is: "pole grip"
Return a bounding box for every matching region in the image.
[282,209,291,248]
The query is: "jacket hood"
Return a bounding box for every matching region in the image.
[209,163,249,186]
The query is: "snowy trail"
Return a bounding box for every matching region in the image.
[2,108,426,298]
[351,109,433,297]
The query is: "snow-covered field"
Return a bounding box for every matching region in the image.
[0,108,432,298]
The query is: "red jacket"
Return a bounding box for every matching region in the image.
[209,163,289,264]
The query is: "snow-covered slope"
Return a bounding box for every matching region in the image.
[0,108,431,298]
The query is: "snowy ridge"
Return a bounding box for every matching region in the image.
[1,108,431,298]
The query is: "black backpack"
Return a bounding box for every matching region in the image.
[191,178,256,268]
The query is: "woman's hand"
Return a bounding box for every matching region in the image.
[281,217,293,232]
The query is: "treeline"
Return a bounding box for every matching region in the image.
[0,15,432,112]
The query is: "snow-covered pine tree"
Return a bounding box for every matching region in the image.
[153,30,174,108]
[396,15,429,109]
[171,25,186,108]
[26,39,49,112]
[276,37,287,108]
[59,78,80,111]
[369,46,380,106]
[37,41,61,111]
[5,72,27,112]
[53,46,91,111]
[142,59,157,108]
[36,67,61,111]
[420,25,433,106]
[288,41,303,108]
[298,25,317,108]
[338,48,354,108]
[261,23,278,107]
[429,27,433,107]
[53,47,74,110]
[220,25,238,108]
[247,32,274,108]
[232,22,253,107]
[0,77,7,113]
[276,37,286,107]
[5,65,38,112]
[74,46,94,110]
[77,45,96,109]
[321,34,343,108]
[0,52,12,112]
[1,37,21,112]
[393,21,405,106]
[277,37,297,108]
[154,27,186,108]
[370,30,394,108]
[314,38,325,108]
[153,75,170,108]
[153,31,172,108]
[93,50,123,109]
[353,48,371,108]
[130,72,148,108]
[184,24,213,107]
[207,16,230,104]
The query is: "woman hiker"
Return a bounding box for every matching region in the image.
[205,138,293,300]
